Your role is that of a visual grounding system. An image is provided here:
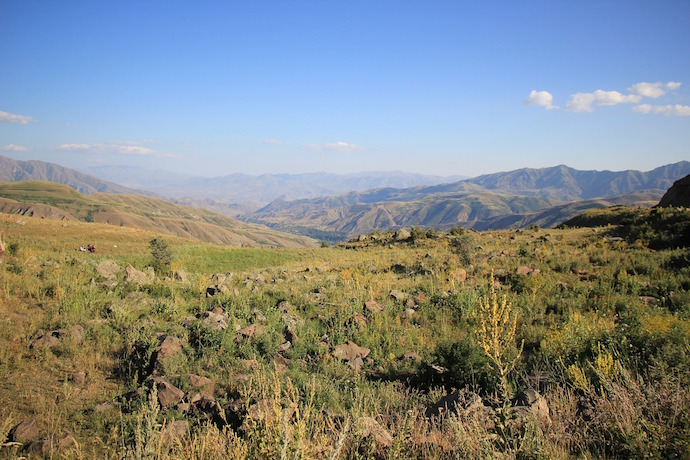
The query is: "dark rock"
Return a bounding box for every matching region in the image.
[153,377,184,409]
[356,416,393,449]
[151,335,183,375]
[237,324,265,339]
[364,300,382,314]
[333,341,370,364]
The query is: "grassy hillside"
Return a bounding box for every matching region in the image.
[0,181,317,248]
[1,207,689,459]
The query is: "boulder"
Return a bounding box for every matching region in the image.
[356,417,393,449]
[450,268,467,283]
[364,300,382,314]
[125,264,151,285]
[27,431,75,456]
[69,371,88,386]
[151,335,183,375]
[30,325,84,349]
[394,228,411,241]
[199,310,228,331]
[512,389,550,424]
[333,341,370,364]
[153,378,185,409]
[516,265,533,276]
[8,418,40,444]
[95,260,121,280]
[173,269,188,283]
[389,290,407,302]
[237,324,265,339]
[424,390,487,419]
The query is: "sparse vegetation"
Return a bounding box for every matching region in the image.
[1,206,689,459]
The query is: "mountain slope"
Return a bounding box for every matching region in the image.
[658,174,690,207]
[0,181,317,248]
[0,155,152,196]
[465,162,690,201]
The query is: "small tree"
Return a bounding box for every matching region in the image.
[473,271,523,402]
[149,238,172,275]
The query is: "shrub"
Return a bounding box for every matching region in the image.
[149,237,172,275]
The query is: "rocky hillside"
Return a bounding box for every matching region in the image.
[658,174,690,207]
[0,155,151,196]
[0,181,317,248]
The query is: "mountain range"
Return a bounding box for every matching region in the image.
[246,162,690,239]
[2,154,689,244]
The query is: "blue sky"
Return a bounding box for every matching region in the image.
[1,1,689,177]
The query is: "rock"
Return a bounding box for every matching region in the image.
[95,260,121,280]
[274,354,290,373]
[94,402,119,413]
[512,389,551,424]
[333,341,370,363]
[153,378,185,409]
[237,324,265,339]
[389,290,407,302]
[199,311,228,331]
[30,325,84,349]
[277,341,291,353]
[347,356,364,371]
[658,174,690,207]
[352,313,367,329]
[364,300,382,314]
[173,269,188,283]
[125,264,151,285]
[394,228,411,241]
[151,336,183,375]
[284,324,299,343]
[403,351,422,362]
[69,371,88,385]
[356,417,393,449]
[9,418,40,444]
[188,374,213,390]
[403,308,416,319]
[425,390,486,419]
[516,265,533,276]
[162,420,189,443]
[251,309,267,323]
[27,431,75,456]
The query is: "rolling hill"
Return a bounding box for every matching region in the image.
[0,181,317,248]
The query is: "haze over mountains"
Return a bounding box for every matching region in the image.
[2,154,689,244]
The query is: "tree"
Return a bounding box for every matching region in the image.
[149,238,172,275]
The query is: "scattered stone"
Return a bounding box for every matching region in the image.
[451,268,467,283]
[284,324,299,343]
[95,260,121,280]
[277,341,291,353]
[153,378,185,409]
[30,325,84,349]
[9,418,40,444]
[405,298,416,309]
[356,417,393,449]
[403,351,422,362]
[414,293,427,304]
[69,371,88,385]
[125,264,152,285]
[364,299,382,314]
[237,324,265,339]
[403,308,416,319]
[394,228,411,241]
[151,336,183,375]
[425,390,486,419]
[173,269,188,283]
[162,420,189,443]
[352,313,367,329]
[516,265,533,276]
[389,289,407,302]
[188,373,213,390]
[199,310,228,331]
[28,431,75,456]
[512,389,550,424]
[274,354,290,373]
[333,341,370,365]
[94,402,119,413]
[251,309,267,323]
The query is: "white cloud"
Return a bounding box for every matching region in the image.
[592,90,641,106]
[0,144,28,152]
[58,143,91,151]
[633,104,690,116]
[0,110,34,124]
[525,90,558,110]
[628,81,681,99]
[57,141,177,157]
[307,141,365,153]
[566,92,596,112]
[263,139,285,145]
